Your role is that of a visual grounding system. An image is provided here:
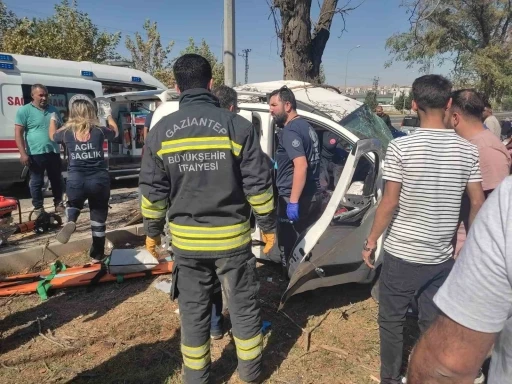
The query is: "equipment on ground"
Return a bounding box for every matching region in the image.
[0,196,62,245]
[0,249,173,300]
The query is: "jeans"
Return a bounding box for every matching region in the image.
[28,152,63,209]
[378,252,454,384]
[66,172,110,258]
[210,277,223,333]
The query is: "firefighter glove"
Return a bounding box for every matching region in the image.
[262,232,276,254]
[145,236,161,257]
[286,202,300,222]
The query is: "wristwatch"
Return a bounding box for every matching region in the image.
[363,239,376,252]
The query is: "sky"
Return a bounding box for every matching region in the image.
[2,0,452,87]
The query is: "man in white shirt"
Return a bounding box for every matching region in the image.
[482,102,502,139]
[407,176,512,384]
[361,75,486,384]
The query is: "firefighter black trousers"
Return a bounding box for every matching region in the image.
[65,172,110,258]
[172,251,262,384]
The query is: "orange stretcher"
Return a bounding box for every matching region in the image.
[0,258,173,299]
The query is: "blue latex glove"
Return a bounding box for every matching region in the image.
[286,202,300,222]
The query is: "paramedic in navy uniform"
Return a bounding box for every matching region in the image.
[269,86,322,276]
[49,98,119,262]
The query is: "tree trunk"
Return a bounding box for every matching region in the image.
[276,0,338,83]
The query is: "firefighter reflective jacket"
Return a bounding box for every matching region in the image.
[139,88,276,258]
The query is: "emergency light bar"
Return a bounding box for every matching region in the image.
[0,54,13,62]
[131,76,142,83]
[0,63,14,70]
[81,70,94,77]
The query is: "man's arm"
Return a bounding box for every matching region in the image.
[14,124,29,166]
[238,119,276,242]
[362,140,402,268]
[362,181,401,268]
[407,315,496,384]
[139,128,171,240]
[466,182,485,228]
[290,156,307,203]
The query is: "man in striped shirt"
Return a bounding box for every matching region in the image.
[361,75,486,384]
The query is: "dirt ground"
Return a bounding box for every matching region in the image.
[0,250,420,384]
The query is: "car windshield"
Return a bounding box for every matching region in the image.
[338,104,393,149]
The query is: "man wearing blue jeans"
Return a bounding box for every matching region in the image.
[361,75,485,384]
[15,84,64,215]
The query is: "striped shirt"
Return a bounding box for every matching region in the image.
[383,128,482,264]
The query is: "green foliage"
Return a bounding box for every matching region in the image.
[178,38,224,87]
[0,1,19,51]
[394,92,413,111]
[501,96,512,111]
[2,0,120,62]
[125,19,174,86]
[386,0,512,101]
[364,91,378,111]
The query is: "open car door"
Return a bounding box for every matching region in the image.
[280,138,384,307]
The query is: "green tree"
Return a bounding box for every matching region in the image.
[2,0,120,62]
[501,96,512,111]
[386,0,512,101]
[364,91,378,111]
[125,19,174,86]
[0,1,19,51]
[394,91,413,112]
[178,38,224,87]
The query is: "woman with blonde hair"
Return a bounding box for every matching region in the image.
[50,98,118,262]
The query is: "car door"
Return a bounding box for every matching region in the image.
[280,134,384,307]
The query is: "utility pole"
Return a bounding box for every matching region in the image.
[223,0,236,86]
[372,76,380,91]
[239,49,251,84]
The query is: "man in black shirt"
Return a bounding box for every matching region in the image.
[269,86,322,275]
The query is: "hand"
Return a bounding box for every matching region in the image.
[286,202,299,222]
[262,232,276,254]
[145,235,161,257]
[20,154,30,167]
[362,241,377,269]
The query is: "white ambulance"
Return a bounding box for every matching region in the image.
[0,53,167,189]
[96,81,392,303]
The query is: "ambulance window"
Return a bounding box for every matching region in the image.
[21,85,96,123]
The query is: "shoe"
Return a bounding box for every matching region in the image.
[210,329,224,340]
[32,208,45,219]
[474,370,485,384]
[56,221,76,244]
[54,202,66,214]
[89,243,105,262]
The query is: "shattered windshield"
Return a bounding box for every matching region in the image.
[339,104,393,149]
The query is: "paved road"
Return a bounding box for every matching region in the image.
[390,111,512,127]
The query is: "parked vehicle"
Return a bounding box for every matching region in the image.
[400,114,420,135]
[98,81,392,303]
[0,53,167,190]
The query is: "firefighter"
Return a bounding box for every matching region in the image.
[140,54,276,384]
[49,99,118,261]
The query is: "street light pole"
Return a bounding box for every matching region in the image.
[344,45,361,94]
